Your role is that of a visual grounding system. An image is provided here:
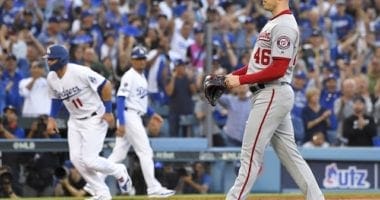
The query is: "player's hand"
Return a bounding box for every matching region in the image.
[224,74,240,89]
[102,113,115,128]
[46,117,59,135]
[151,113,164,124]
[115,125,126,137]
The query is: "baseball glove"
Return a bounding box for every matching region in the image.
[203,74,227,106]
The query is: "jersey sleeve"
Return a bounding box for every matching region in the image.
[47,73,59,99]
[117,74,132,97]
[81,67,107,92]
[271,25,298,59]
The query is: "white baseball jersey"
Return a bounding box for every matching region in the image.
[117,68,148,114]
[47,63,106,118]
[247,13,299,84]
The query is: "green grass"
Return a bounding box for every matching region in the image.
[6,193,380,200]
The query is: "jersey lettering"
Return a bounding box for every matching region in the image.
[136,87,148,99]
[53,86,81,100]
[253,48,271,65]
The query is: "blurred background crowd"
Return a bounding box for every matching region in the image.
[1,0,380,198]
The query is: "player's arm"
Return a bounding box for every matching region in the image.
[115,95,126,137]
[238,58,291,84]
[47,98,63,134]
[98,79,115,126]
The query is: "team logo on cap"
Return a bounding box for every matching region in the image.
[277,36,290,50]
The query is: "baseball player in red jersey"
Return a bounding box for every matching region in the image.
[224,0,325,200]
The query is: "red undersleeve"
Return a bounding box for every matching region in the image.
[239,58,291,85]
[232,65,248,75]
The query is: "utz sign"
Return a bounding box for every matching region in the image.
[323,163,370,189]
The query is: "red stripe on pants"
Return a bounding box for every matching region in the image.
[238,89,275,200]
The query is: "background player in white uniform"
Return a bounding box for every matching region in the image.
[106,46,175,198]
[45,45,132,200]
[223,0,325,199]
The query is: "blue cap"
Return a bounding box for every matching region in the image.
[294,70,307,79]
[194,26,204,34]
[220,0,234,9]
[81,11,93,19]
[173,59,188,67]
[48,16,60,23]
[324,73,336,81]
[311,29,322,37]
[131,46,147,59]
[44,45,68,59]
[3,105,16,113]
[44,45,69,71]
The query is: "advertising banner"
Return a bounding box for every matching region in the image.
[281,161,376,190]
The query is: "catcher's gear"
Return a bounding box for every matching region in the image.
[203,74,227,106]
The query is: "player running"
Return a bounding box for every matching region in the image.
[224,0,325,199]
[45,44,132,200]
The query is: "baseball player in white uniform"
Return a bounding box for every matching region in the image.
[224,0,325,200]
[105,45,175,198]
[45,45,132,200]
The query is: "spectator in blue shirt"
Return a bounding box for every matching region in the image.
[218,85,251,147]
[330,0,355,41]
[2,54,23,113]
[0,0,19,28]
[291,70,308,144]
[320,73,340,144]
[302,88,331,144]
[2,105,25,139]
[0,66,6,116]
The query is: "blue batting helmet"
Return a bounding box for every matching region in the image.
[131,46,147,59]
[44,45,69,71]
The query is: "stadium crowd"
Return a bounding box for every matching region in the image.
[0,0,380,197]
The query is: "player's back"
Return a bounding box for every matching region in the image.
[47,63,106,118]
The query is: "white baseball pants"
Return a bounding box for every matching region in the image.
[68,115,125,198]
[107,110,163,193]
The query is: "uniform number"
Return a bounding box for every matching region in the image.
[253,48,271,65]
[72,98,83,109]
